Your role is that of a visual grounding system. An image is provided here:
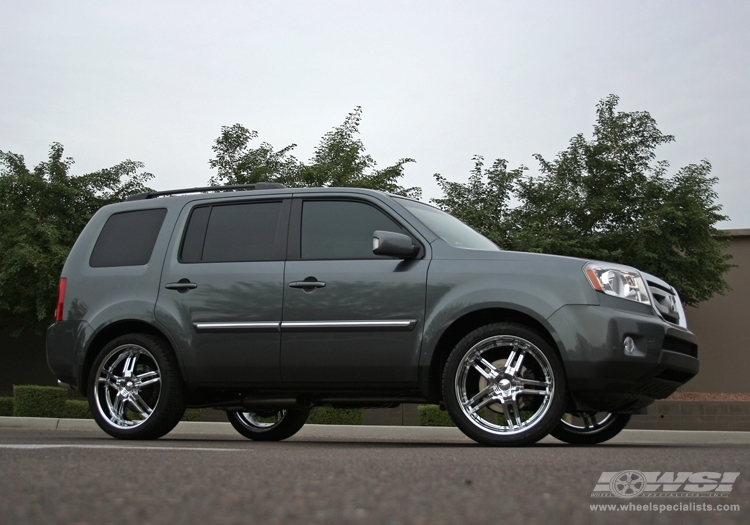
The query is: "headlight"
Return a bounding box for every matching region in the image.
[584,263,650,305]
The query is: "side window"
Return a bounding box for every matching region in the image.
[180,201,283,263]
[90,208,167,267]
[301,200,406,260]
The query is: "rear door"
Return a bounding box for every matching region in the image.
[155,196,290,385]
[280,196,429,386]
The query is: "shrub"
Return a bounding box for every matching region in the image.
[181,408,204,421]
[0,396,13,416]
[63,399,93,419]
[418,405,456,427]
[13,385,67,418]
[307,407,363,425]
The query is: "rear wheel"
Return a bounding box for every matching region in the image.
[88,333,186,440]
[227,409,310,441]
[551,412,631,445]
[442,323,567,446]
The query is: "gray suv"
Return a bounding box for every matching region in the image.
[46,184,699,446]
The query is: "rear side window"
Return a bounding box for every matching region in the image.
[181,201,284,263]
[89,209,167,267]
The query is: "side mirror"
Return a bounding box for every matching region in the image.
[372,230,419,258]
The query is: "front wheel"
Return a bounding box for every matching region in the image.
[227,409,310,441]
[551,412,631,445]
[442,323,567,446]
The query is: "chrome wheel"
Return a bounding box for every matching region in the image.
[93,344,162,429]
[89,333,186,440]
[551,411,632,445]
[443,323,566,446]
[227,408,310,441]
[455,335,554,435]
[234,410,288,431]
[560,412,615,431]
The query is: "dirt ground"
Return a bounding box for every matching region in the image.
[669,392,750,400]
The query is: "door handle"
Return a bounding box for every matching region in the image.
[289,277,326,293]
[288,281,326,289]
[165,280,198,292]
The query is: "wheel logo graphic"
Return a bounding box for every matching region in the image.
[610,470,646,498]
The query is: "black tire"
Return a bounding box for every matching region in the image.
[88,333,187,440]
[442,322,567,446]
[551,412,631,445]
[227,409,310,441]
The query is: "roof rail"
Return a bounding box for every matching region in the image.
[126,183,287,201]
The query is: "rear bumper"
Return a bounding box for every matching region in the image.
[547,304,699,412]
[46,320,91,389]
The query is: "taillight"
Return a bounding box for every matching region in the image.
[55,278,67,322]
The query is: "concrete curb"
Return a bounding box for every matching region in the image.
[2,416,750,444]
[0,416,469,439]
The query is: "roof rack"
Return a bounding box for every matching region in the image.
[126,183,287,201]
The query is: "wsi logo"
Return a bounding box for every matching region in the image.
[591,471,740,498]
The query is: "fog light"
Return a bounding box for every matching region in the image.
[623,336,636,355]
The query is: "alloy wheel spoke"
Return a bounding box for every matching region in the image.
[467,393,499,415]
[517,388,549,396]
[471,354,500,381]
[136,370,158,381]
[507,398,523,428]
[466,384,495,410]
[519,378,549,388]
[138,376,161,388]
[106,352,129,377]
[129,394,153,418]
[504,350,526,378]
[581,413,595,429]
[122,353,138,378]
[111,392,127,421]
[500,399,516,429]
[98,370,118,387]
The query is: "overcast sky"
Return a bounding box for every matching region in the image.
[2,1,748,227]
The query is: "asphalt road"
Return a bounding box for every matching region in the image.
[0,426,748,525]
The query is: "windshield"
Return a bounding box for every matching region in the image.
[394,198,500,251]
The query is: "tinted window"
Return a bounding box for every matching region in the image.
[180,206,211,262]
[192,202,282,263]
[90,208,167,267]
[301,201,406,259]
[394,198,499,251]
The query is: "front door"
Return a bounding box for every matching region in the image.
[280,198,429,386]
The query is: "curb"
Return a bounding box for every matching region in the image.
[2,416,750,444]
[0,416,468,439]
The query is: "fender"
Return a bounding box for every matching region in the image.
[419,253,600,368]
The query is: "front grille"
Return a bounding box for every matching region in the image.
[648,282,681,324]
[662,336,698,358]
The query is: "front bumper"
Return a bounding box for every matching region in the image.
[547,303,699,412]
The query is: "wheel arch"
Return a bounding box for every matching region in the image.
[79,319,178,397]
[423,307,564,403]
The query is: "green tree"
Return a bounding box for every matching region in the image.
[208,124,303,187]
[0,143,153,333]
[208,107,421,199]
[434,95,731,306]
[433,155,525,249]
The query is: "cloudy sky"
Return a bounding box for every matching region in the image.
[2,1,748,227]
